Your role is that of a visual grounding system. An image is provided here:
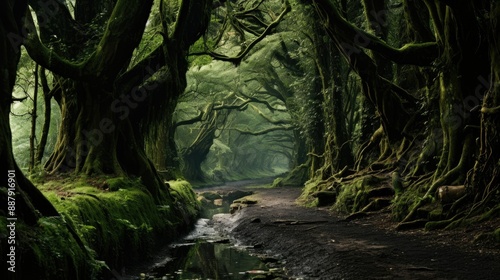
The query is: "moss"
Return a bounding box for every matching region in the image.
[19,176,201,277]
[299,177,331,207]
[391,187,424,221]
[1,216,100,280]
[494,228,500,243]
[169,180,202,220]
[333,175,385,213]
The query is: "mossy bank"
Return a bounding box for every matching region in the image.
[0,177,200,280]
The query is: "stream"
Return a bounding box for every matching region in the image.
[123,187,273,280]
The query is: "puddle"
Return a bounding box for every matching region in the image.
[146,241,267,279]
[124,205,273,279]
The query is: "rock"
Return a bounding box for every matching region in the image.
[225,190,253,201]
[312,191,337,207]
[230,203,242,214]
[234,198,258,205]
[250,217,261,223]
[367,187,395,197]
[213,198,223,206]
[253,242,264,248]
[260,255,279,263]
[199,191,222,201]
[212,238,230,244]
[197,196,210,205]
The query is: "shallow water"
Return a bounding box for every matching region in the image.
[125,204,268,280]
[146,240,267,279]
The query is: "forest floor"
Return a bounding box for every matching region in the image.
[209,185,500,280]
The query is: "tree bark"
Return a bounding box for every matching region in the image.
[35,67,53,165]
[469,1,500,206]
[1,0,58,225]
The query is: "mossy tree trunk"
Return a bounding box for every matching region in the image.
[468,1,500,210]
[399,1,490,222]
[310,9,353,177]
[1,0,59,225]
[35,67,53,165]
[180,110,224,182]
[24,0,213,201]
[426,2,487,184]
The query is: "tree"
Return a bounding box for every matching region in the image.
[1,0,59,226]
[22,0,213,201]
[175,74,293,182]
[300,0,498,228]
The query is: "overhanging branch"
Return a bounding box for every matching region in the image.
[233,125,295,136]
[313,0,439,66]
[191,1,291,65]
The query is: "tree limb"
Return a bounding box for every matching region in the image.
[313,0,439,66]
[233,125,295,136]
[191,1,291,65]
[23,11,86,79]
[175,111,204,127]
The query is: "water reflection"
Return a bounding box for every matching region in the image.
[147,241,267,279]
[130,216,269,280]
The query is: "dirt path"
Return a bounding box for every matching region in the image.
[212,186,500,280]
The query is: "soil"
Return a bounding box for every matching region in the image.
[209,186,500,280]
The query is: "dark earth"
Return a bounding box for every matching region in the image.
[209,186,500,280]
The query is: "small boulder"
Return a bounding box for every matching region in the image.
[224,190,253,201]
[199,191,222,201]
[213,198,223,206]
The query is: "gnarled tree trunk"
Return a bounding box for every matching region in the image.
[1,0,58,225]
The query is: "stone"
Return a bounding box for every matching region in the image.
[250,217,261,223]
[199,191,222,201]
[213,198,223,206]
[225,190,253,201]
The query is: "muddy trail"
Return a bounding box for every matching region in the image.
[210,186,500,280]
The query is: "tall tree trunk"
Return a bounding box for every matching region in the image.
[25,0,213,202]
[29,64,39,171]
[1,0,58,225]
[35,67,53,165]
[469,1,500,208]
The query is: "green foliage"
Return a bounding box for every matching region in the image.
[10,49,60,170]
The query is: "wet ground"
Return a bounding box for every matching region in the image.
[212,186,500,280]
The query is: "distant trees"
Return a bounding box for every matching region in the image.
[175,62,294,182]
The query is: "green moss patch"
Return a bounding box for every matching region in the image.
[333,175,387,213]
[1,216,101,280]
[3,177,200,279]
